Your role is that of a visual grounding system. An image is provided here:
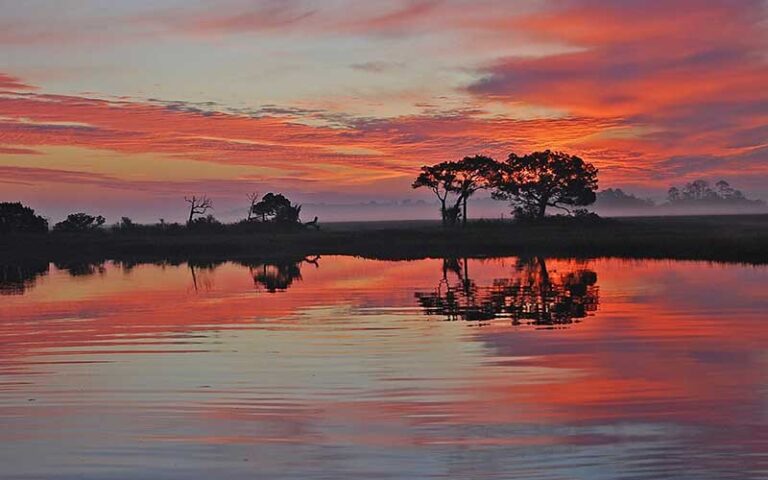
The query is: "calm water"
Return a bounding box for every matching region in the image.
[1,256,766,479]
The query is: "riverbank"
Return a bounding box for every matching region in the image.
[1,214,767,265]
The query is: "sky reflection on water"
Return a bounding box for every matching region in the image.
[1,256,766,479]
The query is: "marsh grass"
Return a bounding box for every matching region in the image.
[1,215,766,265]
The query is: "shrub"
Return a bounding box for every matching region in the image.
[0,202,48,234]
[53,213,106,232]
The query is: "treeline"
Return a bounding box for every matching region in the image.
[0,192,317,235]
[595,180,765,213]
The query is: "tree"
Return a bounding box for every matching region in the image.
[412,162,459,227]
[187,214,223,232]
[682,180,717,201]
[595,188,654,209]
[184,195,213,224]
[492,150,598,219]
[412,155,499,227]
[0,202,48,234]
[53,213,106,232]
[251,193,302,224]
[667,179,763,207]
[246,192,259,220]
[452,155,499,226]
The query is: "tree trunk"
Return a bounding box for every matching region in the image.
[462,197,467,228]
[537,197,548,219]
[188,208,194,225]
[440,200,447,228]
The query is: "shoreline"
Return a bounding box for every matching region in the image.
[2,214,767,265]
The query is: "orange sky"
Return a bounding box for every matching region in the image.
[1,0,766,221]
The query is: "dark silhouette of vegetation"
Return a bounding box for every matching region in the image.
[414,150,598,223]
[53,212,106,232]
[246,192,259,221]
[0,260,49,295]
[452,155,499,227]
[595,188,655,210]
[0,202,48,234]
[0,215,766,265]
[251,192,302,224]
[415,257,599,325]
[187,214,224,232]
[412,155,499,227]
[304,216,320,230]
[184,195,213,225]
[412,162,459,227]
[493,150,598,219]
[667,179,764,207]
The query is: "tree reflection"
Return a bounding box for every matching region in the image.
[53,260,106,277]
[416,257,599,326]
[241,255,320,293]
[188,259,220,292]
[0,261,50,295]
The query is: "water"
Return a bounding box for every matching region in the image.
[1,256,766,479]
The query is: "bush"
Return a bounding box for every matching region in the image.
[0,202,48,234]
[53,213,106,232]
[187,214,224,233]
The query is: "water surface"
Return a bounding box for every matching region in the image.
[1,256,766,479]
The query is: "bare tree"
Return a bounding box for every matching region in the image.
[184,195,213,224]
[246,192,259,220]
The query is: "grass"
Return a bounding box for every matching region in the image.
[1,214,767,265]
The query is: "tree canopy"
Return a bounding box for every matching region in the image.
[252,193,302,224]
[492,150,598,219]
[412,155,499,226]
[667,179,763,206]
[53,213,106,232]
[0,202,48,234]
[595,188,654,209]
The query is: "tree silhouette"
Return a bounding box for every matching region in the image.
[184,195,213,225]
[0,202,48,234]
[666,179,763,207]
[492,150,598,219]
[452,155,499,227]
[246,192,259,220]
[416,257,599,326]
[53,213,106,232]
[251,193,302,224]
[595,188,654,209]
[412,155,499,227]
[412,162,459,227]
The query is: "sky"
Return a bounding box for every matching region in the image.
[0,0,766,222]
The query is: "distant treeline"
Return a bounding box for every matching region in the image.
[594,180,765,214]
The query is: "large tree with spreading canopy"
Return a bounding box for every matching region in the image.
[492,150,598,219]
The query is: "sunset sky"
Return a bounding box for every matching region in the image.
[1,0,766,221]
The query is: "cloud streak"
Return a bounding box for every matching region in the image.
[0,0,766,216]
